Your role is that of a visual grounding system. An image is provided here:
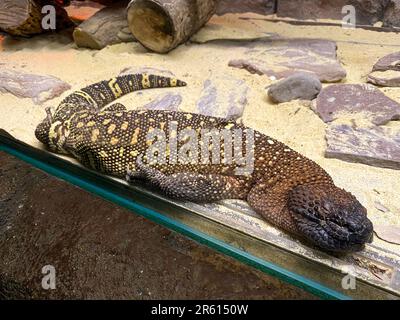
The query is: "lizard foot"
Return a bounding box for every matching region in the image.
[127,161,251,202]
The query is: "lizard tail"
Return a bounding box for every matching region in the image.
[53,74,186,120]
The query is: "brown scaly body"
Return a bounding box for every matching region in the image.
[35,74,373,253]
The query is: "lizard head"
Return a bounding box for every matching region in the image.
[35,107,69,154]
[287,184,373,253]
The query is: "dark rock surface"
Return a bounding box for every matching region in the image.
[383,0,400,27]
[0,151,314,299]
[197,75,249,120]
[325,124,400,170]
[0,69,71,104]
[229,39,346,83]
[277,0,388,26]
[315,84,400,125]
[267,73,322,103]
[216,0,275,15]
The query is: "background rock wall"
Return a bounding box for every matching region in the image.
[69,1,400,27]
[215,0,400,27]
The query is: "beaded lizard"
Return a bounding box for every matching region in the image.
[35,74,373,253]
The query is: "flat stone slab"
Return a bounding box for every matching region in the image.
[368,52,400,87]
[325,124,400,170]
[0,69,71,104]
[142,92,182,112]
[228,38,346,83]
[315,84,400,125]
[368,70,400,87]
[196,75,249,120]
[372,51,400,72]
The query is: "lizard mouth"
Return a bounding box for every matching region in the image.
[288,185,374,253]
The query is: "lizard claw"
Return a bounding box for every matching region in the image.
[126,155,167,188]
[126,154,154,182]
[125,164,138,182]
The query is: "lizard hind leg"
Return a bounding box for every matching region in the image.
[126,162,251,202]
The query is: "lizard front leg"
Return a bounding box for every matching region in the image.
[126,162,252,202]
[247,181,300,236]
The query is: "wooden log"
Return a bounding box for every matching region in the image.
[127,0,217,53]
[0,0,73,37]
[0,0,43,36]
[73,2,136,49]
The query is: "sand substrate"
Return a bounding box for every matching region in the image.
[0,13,399,253]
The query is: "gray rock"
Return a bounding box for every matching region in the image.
[383,0,400,28]
[196,76,249,120]
[142,93,182,112]
[267,73,322,103]
[277,0,387,25]
[325,124,400,170]
[315,84,400,125]
[216,0,275,15]
[0,69,71,104]
[228,38,346,83]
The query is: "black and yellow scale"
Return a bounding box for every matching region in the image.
[35,73,373,254]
